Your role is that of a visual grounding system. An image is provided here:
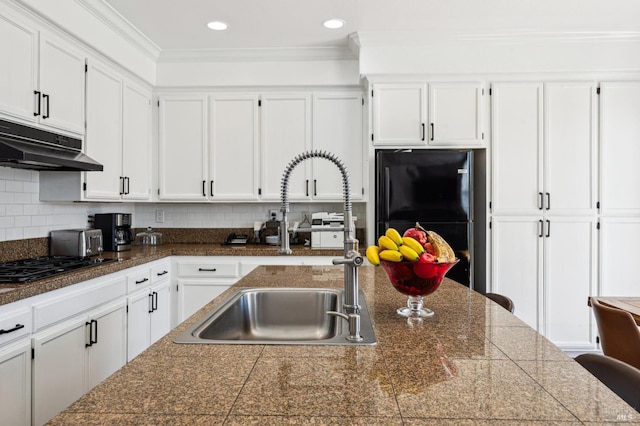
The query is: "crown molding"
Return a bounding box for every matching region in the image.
[74,0,161,60]
[157,45,357,63]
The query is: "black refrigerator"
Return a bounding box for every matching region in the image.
[375,149,473,287]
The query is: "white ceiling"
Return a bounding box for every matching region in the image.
[102,0,640,52]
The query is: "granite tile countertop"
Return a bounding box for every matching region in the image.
[0,243,345,306]
[49,265,638,425]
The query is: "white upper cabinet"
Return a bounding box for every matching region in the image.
[158,95,208,201]
[0,10,38,121]
[38,31,86,134]
[600,82,640,215]
[121,81,152,200]
[84,59,123,200]
[372,83,427,146]
[371,81,484,147]
[0,10,85,135]
[491,81,596,216]
[260,92,312,201]
[209,94,260,201]
[312,92,364,201]
[428,82,484,146]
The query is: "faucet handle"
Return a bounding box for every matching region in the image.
[332,251,363,267]
[327,311,363,342]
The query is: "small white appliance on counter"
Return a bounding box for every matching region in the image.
[311,212,356,249]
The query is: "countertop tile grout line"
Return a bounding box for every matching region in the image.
[222,344,267,423]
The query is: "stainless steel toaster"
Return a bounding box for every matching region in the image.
[50,229,104,257]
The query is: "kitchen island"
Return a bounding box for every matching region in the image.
[49,265,637,425]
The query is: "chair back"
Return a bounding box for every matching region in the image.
[591,298,640,370]
[485,293,515,313]
[575,353,640,412]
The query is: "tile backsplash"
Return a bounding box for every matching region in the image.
[0,167,366,242]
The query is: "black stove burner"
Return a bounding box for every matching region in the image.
[0,256,116,284]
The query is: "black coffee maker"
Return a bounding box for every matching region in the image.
[94,213,133,252]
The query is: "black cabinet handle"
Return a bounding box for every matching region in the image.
[430,123,434,141]
[0,323,24,335]
[210,180,214,197]
[152,291,158,312]
[42,93,50,119]
[34,90,41,116]
[119,177,125,195]
[421,123,425,141]
[85,319,98,347]
[198,268,217,272]
[202,180,206,197]
[148,293,154,313]
[135,277,149,285]
[538,220,543,238]
[125,177,130,195]
[305,180,309,197]
[545,192,550,210]
[157,270,168,276]
[546,220,551,238]
[313,179,317,196]
[538,192,544,210]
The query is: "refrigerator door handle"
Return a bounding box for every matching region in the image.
[384,167,390,221]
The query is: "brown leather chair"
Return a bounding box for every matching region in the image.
[591,298,640,370]
[485,292,515,313]
[575,353,640,412]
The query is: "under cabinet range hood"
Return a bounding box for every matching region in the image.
[0,119,103,171]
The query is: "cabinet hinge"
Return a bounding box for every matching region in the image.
[83,182,87,191]
[258,100,262,107]
[597,87,601,95]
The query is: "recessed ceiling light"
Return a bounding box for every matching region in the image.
[207,21,228,31]
[322,19,345,29]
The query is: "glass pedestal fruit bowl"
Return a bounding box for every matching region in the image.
[380,259,459,318]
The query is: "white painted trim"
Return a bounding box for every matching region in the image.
[157,45,356,63]
[73,0,161,60]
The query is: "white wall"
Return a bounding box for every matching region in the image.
[0,167,365,242]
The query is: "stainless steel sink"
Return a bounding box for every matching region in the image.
[174,287,376,345]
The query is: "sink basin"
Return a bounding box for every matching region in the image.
[174,287,376,345]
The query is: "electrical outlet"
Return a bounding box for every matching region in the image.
[155,210,165,223]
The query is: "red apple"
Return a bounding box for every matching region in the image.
[418,252,435,263]
[403,227,427,247]
[414,252,437,279]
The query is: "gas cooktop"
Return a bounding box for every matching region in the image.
[0,255,116,284]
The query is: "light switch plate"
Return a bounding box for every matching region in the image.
[155,210,165,223]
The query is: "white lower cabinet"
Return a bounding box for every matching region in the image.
[0,339,31,426]
[32,298,127,426]
[491,216,597,351]
[127,260,172,361]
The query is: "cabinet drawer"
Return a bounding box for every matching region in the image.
[0,307,31,347]
[127,269,152,293]
[177,261,238,278]
[151,262,171,283]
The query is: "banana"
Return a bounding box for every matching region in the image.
[385,228,403,247]
[398,245,420,262]
[366,245,381,266]
[378,235,399,251]
[379,249,403,262]
[401,236,425,255]
[426,230,456,263]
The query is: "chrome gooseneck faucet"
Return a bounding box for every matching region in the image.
[279,150,364,342]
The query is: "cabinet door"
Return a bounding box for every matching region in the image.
[32,319,87,426]
[86,300,127,389]
[178,281,231,323]
[491,216,543,330]
[0,11,37,122]
[600,217,640,297]
[312,92,364,200]
[209,94,260,200]
[544,217,597,349]
[150,280,171,345]
[158,95,208,200]
[544,82,597,216]
[428,82,483,146]
[0,340,31,426]
[260,93,311,200]
[122,82,152,200]
[38,32,85,134]
[491,82,543,215]
[600,82,640,215]
[84,59,123,200]
[127,289,151,361]
[372,83,427,146]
